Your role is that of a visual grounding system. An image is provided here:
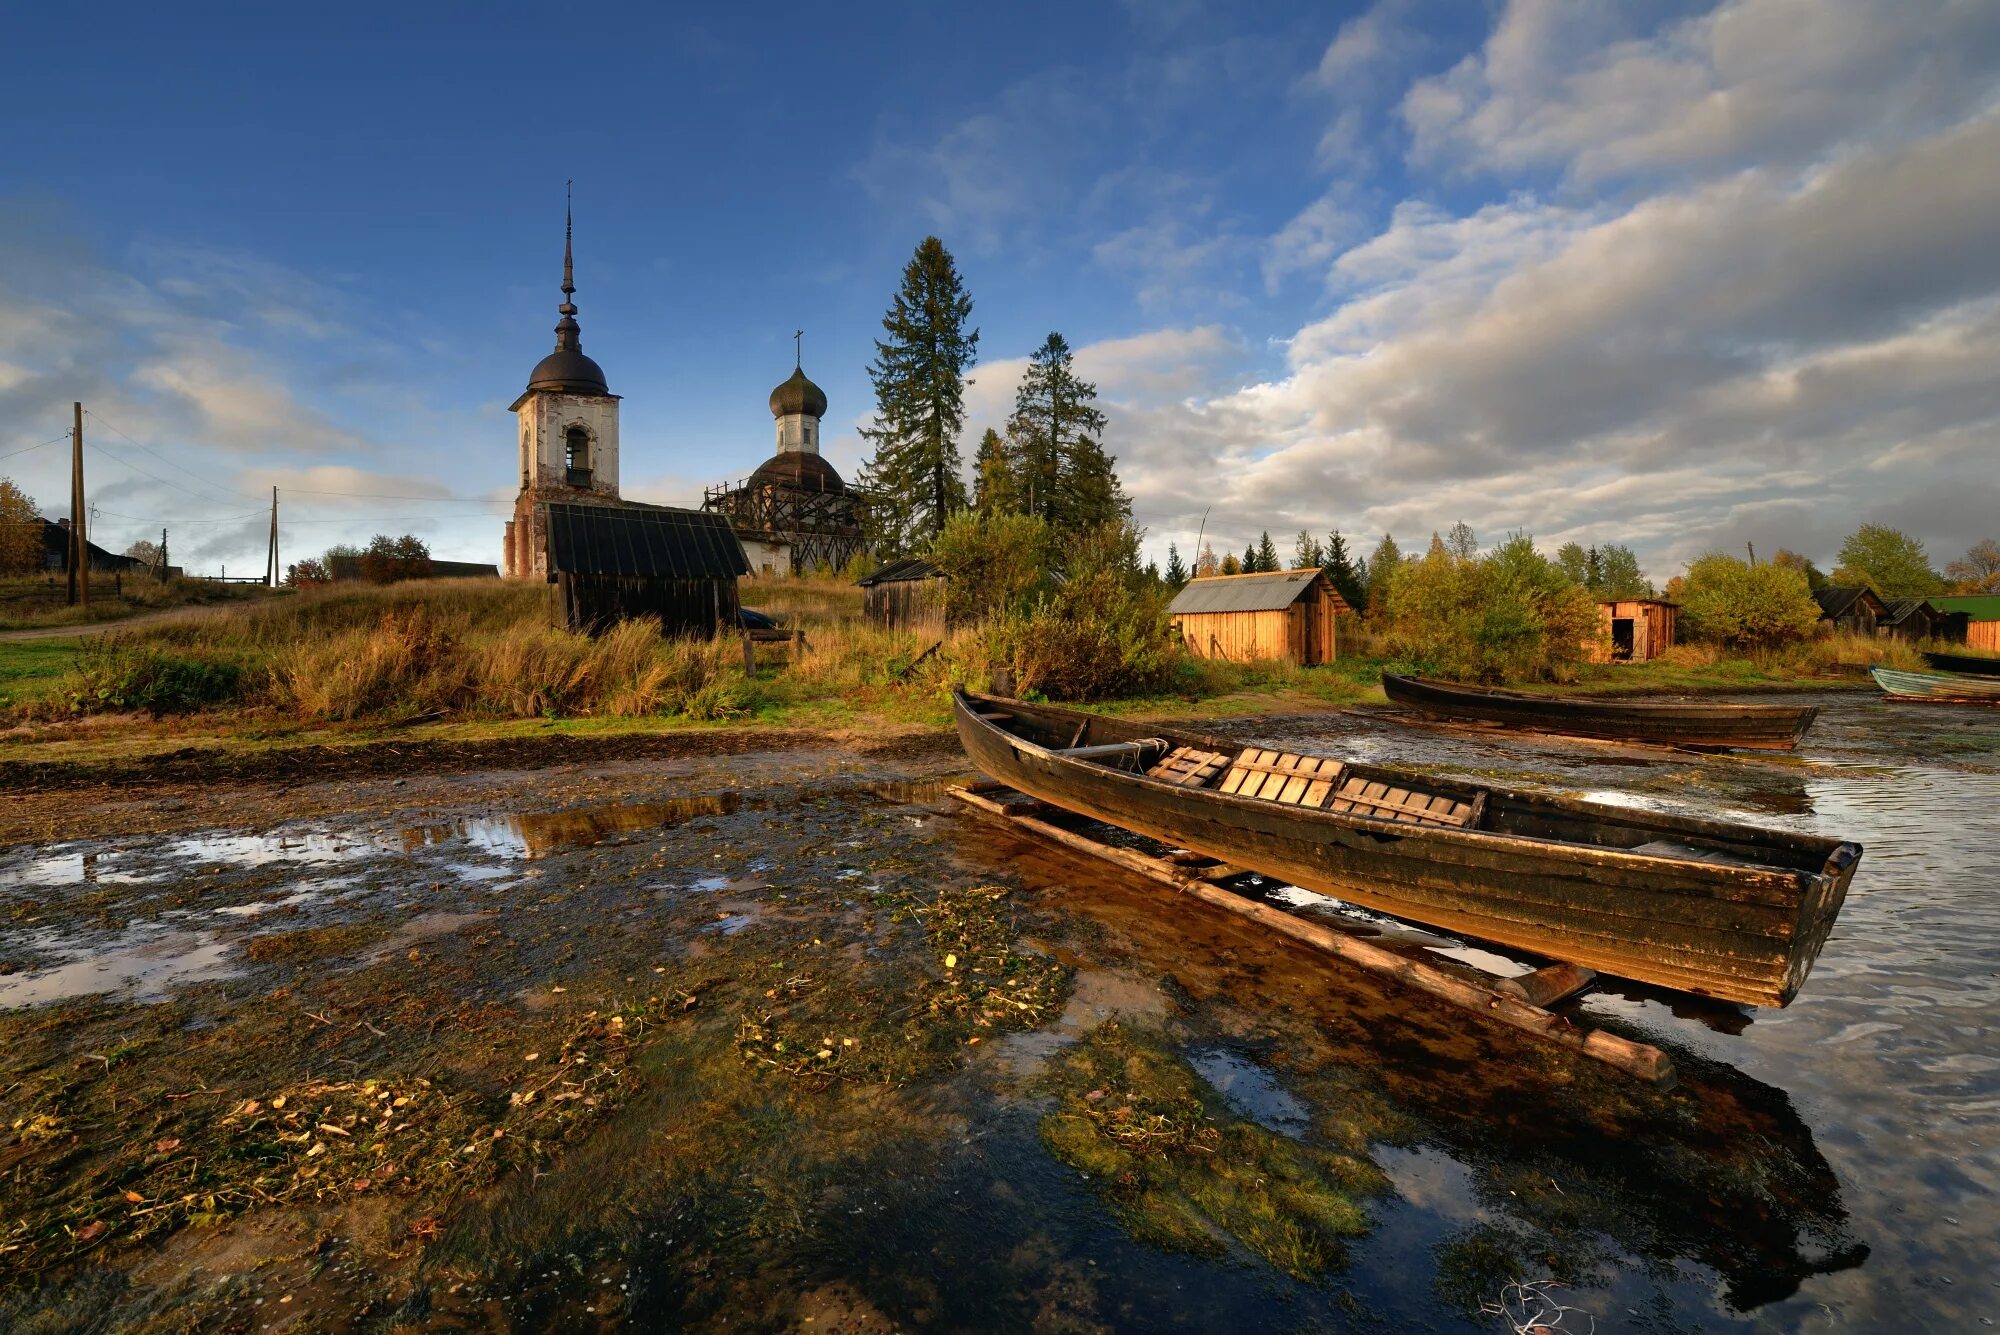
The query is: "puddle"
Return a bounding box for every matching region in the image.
[404,793,743,859]
[701,913,757,936]
[1187,1047,1312,1137]
[0,927,240,1007]
[0,849,161,890]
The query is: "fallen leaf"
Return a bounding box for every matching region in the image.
[966,1036,981,1045]
[944,954,958,969]
[306,1142,327,1158]
[76,1221,107,1243]
[523,1052,540,1063]
[123,1191,144,1204]
[550,986,566,994]
[271,1095,287,1109]
[153,1138,181,1155]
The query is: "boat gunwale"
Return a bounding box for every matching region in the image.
[1381,672,1820,724]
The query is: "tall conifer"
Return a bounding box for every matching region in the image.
[1005,332,1122,535]
[1164,542,1188,586]
[857,237,978,557]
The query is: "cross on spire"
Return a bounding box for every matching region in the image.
[793,329,804,369]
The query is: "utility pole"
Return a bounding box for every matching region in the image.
[68,402,87,607]
[266,486,279,587]
[159,527,170,582]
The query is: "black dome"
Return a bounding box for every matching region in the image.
[769,366,827,418]
[749,451,846,494]
[527,344,609,395]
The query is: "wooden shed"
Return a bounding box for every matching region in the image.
[1814,586,1888,635]
[1593,599,1677,663]
[538,501,748,636]
[1168,568,1348,666]
[1879,598,1943,641]
[1933,595,2000,652]
[856,558,947,635]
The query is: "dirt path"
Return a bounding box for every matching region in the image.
[0,601,249,642]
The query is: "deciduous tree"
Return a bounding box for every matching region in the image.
[1832,524,1942,598]
[0,479,45,575]
[1946,538,2000,594]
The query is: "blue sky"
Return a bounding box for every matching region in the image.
[3,0,1998,581]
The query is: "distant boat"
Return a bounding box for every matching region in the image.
[953,689,1861,1007]
[1871,665,2000,704]
[1380,673,1818,750]
[1921,650,2000,679]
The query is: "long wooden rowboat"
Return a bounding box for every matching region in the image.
[1871,665,2000,704]
[1381,673,1818,750]
[1922,650,2000,679]
[953,689,1860,1007]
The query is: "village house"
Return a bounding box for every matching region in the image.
[1168,568,1348,666]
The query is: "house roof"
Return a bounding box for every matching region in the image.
[1880,598,1938,623]
[856,557,942,587]
[538,502,749,580]
[1814,586,1887,619]
[1933,594,2000,620]
[1168,568,1349,615]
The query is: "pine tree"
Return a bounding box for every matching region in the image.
[1164,542,1188,586]
[1291,531,1322,570]
[972,427,1013,515]
[1323,529,1364,610]
[1241,541,1259,573]
[1005,332,1121,535]
[1220,552,1243,576]
[1255,531,1279,573]
[856,237,978,557]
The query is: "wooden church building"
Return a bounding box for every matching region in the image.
[502,203,746,633]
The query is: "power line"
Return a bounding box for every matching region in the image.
[276,486,508,502]
[81,409,246,506]
[0,433,70,466]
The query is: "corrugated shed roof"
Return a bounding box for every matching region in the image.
[1880,598,1936,622]
[539,502,749,579]
[1933,594,2000,619]
[856,557,942,587]
[1168,568,1347,615]
[1814,586,1884,618]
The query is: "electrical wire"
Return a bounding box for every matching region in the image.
[81,409,247,506]
[0,433,70,465]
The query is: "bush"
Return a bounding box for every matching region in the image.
[66,638,247,717]
[930,511,1050,625]
[1677,554,1820,650]
[1000,523,1180,701]
[1381,534,1597,682]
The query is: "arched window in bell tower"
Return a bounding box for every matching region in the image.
[565,427,591,486]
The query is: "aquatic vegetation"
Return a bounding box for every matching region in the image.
[1037,1022,1384,1279]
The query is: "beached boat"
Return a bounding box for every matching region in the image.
[1380,673,1818,750]
[1871,665,2000,704]
[953,689,1860,1007]
[1922,650,2000,678]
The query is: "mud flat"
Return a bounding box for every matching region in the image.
[0,695,1993,1331]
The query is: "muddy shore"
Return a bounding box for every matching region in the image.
[2,695,1993,1332]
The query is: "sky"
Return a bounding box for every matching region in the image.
[2,0,1997,582]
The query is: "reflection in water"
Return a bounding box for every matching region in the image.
[403,793,743,858]
[1187,1047,1313,1137]
[0,926,240,1008]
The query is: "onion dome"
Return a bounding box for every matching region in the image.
[768,365,827,419]
[525,193,610,396]
[749,451,847,494]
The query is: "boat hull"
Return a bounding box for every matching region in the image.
[1922,651,2000,678]
[1872,666,2000,703]
[1381,674,1817,749]
[954,692,1858,1008]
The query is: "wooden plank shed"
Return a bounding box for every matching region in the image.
[538,501,748,636]
[1814,586,1888,635]
[1932,595,2000,652]
[1168,568,1348,666]
[1593,599,1677,662]
[856,557,947,635]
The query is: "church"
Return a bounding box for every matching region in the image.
[502,207,749,635]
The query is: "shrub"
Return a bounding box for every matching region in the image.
[1677,554,1820,650]
[1001,523,1180,701]
[1382,534,1597,682]
[930,511,1050,624]
[65,638,247,717]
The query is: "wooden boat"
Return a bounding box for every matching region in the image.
[1871,665,2000,704]
[953,689,1861,1007]
[1922,650,2000,678]
[1381,673,1818,750]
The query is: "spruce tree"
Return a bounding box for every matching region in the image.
[1365,533,1402,617]
[1323,529,1364,610]
[1292,531,1322,570]
[1220,552,1243,576]
[1256,532,1279,574]
[1164,542,1188,586]
[1241,541,1259,573]
[1005,332,1119,535]
[972,427,1013,515]
[857,237,978,557]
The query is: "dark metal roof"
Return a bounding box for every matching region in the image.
[527,344,609,395]
[1814,586,1886,619]
[1167,568,1347,615]
[857,557,942,587]
[1880,598,1937,623]
[748,450,847,494]
[769,366,828,418]
[539,502,750,580]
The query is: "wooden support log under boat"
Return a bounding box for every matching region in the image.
[1495,963,1598,1008]
[950,784,1675,1085]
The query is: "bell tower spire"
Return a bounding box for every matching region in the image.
[554,181,581,352]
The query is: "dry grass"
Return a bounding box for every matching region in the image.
[740,574,864,624]
[1769,630,1926,676]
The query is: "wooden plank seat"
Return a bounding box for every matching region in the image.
[1219,749,1347,806]
[1327,775,1482,828]
[1147,745,1233,788]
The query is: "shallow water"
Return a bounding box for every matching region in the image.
[0,693,1995,1330]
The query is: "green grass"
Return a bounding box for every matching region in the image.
[0,637,83,708]
[0,575,278,632]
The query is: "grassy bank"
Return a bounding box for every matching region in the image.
[0,574,276,633]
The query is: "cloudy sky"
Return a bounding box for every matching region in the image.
[3,0,1996,580]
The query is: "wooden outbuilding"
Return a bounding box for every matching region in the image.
[1593,599,1677,663]
[1933,595,2000,652]
[538,501,747,635]
[1879,598,1944,641]
[1814,586,1888,635]
[857,558,947,635]
[1168,568,1348,666]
